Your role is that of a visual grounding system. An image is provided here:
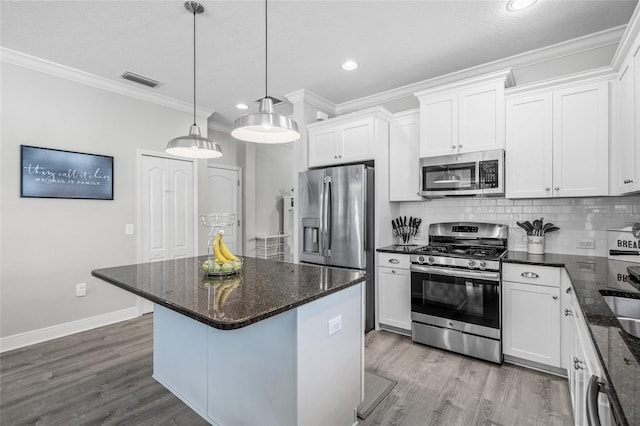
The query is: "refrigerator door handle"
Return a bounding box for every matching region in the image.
[321,176,330,257]
[326,178,332,257]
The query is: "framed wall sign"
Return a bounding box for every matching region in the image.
[20,145,114,200]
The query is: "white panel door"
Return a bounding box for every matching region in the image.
[168,160,195,259]
[141,155,170,263]
[308,128,338,168]
[552,82,609,197]
[378,267,411,331]
[340,118,374,164]
[505,93,553,198]
[140,154,195,314]
[206,166,241,255]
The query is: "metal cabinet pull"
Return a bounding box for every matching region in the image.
[545,187,551,191]
[574,357,584,370]
[552,295,558,300]
[391,270,396,274]
[565,308,573,316]
[521,272,539,278]
[566,287,572,294]
[555,186,560,190]
[388,258,400,264]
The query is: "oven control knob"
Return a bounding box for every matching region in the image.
[417,255,426,264]
[427,256,435,265]
[468,260,476,268]
[479,261,487,269]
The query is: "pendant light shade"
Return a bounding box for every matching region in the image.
[231,97,300,143]
[165,1,223,159]
[231,0,300,144]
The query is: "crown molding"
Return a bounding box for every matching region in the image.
[611,2,640,70]
[0,47,213,118]
[335,25,625,115]
[414,69,514,99]
[505,67,616,97]
[306,106,392,129]
[284,89,337,115]
[208,120,234,134]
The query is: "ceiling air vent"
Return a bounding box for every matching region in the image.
[119,71,161,88]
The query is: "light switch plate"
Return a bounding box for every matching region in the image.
[76,283,87,297]
[577,239,595,249]
[125,224,134,235]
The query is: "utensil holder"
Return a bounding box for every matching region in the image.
[527,236,545,254]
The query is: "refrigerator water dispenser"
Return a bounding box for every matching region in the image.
[302,217,320,254]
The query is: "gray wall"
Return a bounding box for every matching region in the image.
[0,63,208,338]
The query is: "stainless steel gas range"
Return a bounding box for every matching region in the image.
[410,222,508,364]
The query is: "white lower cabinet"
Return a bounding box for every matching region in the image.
[377,253,411,333]
[502,264,561,368]
[566,290,614,426]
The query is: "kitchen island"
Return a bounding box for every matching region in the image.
[92,256,366,426]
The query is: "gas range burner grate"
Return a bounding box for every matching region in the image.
[416,245,451,254]
[464,247,499,257]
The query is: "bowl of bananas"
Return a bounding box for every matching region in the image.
[201,230,242,276]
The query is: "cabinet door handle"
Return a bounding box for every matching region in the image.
[574,357,584,370]
[555,186,560,191]
[566,287,572,294]
[458,144,463,148]
[545,187,551,191]
[521,272,539,278]
[451,145,456,149]
[552,295,558,300]
[565,308,573,316]
[388,258,400,264]
[391,270,396,274]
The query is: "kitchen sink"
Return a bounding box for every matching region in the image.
[602,295,640,338]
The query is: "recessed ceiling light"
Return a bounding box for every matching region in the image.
[341,60,359,71]
[236,103,249,110]
[506,0,537,11]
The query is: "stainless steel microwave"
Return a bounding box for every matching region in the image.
[419,149,504,198]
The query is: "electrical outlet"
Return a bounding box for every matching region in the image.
[328,315,342,336]
[76,283,87,297]
[125,224,134,235]
[577,239,596,249]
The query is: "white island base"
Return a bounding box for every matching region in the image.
[152,283,364,426]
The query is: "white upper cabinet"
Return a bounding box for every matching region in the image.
[308,117,374,168]
[416,70,511,158]
[389,110,421,201]
[612,28,640,195]
[506,80,609,198]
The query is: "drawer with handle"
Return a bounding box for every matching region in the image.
[378,252,410,270]
[503,263,561,287]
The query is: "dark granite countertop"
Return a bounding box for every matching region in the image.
[377,244,422,254]
[504,251,640,425]
[92,256,365,331]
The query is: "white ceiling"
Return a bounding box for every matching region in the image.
[1,1,637,126]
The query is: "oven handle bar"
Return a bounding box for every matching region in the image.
[410,264,500,282]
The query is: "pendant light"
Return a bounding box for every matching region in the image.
[166,1,223,159]
[231,0,300,144]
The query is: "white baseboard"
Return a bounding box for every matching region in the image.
[0,306,140,353]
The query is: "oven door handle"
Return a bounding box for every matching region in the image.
[410,264,500,282]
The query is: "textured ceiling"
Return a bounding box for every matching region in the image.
[1,1,637,125]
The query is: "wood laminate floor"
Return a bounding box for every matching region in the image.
[0,315,574,425]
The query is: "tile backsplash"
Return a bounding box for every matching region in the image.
[398,195,640,256]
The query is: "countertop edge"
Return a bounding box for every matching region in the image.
[91,270,365,330]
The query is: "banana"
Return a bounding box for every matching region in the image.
[213,233,229,263]
[218,234,239,261]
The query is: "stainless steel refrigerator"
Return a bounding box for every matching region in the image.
[298,164,375,331]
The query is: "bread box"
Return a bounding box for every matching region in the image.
[607,224,640,263]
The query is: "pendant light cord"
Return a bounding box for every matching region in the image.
[265,0,268,99]
[193,6,197,126]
